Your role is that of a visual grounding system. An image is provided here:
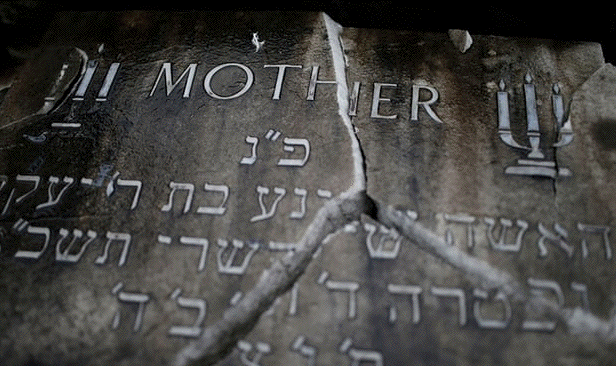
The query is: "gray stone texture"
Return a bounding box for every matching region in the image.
[0,10,616,366]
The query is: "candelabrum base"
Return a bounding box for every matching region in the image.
[505,159,572,178]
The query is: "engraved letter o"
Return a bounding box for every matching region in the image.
[203,63,254,100]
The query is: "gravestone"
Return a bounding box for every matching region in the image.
[1,10,616,366]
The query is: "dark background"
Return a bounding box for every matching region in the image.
[2,1,616,74]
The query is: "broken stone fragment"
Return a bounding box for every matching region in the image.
[448,29,473,53]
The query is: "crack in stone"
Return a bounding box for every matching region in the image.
[171,15,616,366]
[173,192,616,365]
[375,202,526,300]
[172,193,371,366]
[323,13,366,197]
[172,15,370,366]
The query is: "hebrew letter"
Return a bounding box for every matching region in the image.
[348,349,383,366]
[431,287,467,326]
[15,174,40,205]
[268,241,299,251]
[0,175,13,218]
[196,183,229,215]
[324,280,360,319]
[216,239,259,275]
[112,283,150,332]
[240,136,258,165]
[56,229,97,263]
[472,289,512,329]
[443,213,476,248]
[571,282,590,311]
[387,284,422,324]
[287,283,299,316]
[317,189,332,199]
[237,340,271,366]
[364,221,402,259]
[339,338,383,366]
[113,178,142,210]
[80,178,94,188]
[168,288,207,338]
[95,232,131,267]
[12,218,28,234]
[291,335,317,366]
[577,223,611,260]
[95,62,120,102]
[14,225,50,260]
[522,278,564,332]
[250,186,286,222]
[162,182,194,214]
[277,138,310,167]
[73,59,97,100]
[35,176,75,211]
[289,188,307,219]
[537,223,574,258]
[484,217,528,252]
[179,236,209,272]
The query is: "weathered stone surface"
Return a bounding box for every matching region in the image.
[0,11,356,365]
[1,10,616,366]
[339,25,616,365]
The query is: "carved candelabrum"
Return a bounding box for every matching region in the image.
[496,74,573,178]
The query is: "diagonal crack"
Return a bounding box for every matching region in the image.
[173,191,616,365]
[172,14,616,366]
[172,192,373,366]
[377,201,616,343]
[323,12,366,198]
[172,13,369,366]
[375,203,525,299]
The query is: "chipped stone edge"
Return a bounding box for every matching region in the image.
[448,29,473,53]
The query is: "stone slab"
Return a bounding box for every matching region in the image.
[1,10,616,366]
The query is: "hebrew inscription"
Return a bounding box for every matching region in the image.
[0,10,615,366]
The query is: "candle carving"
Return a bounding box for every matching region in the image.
[495,74,573,178]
